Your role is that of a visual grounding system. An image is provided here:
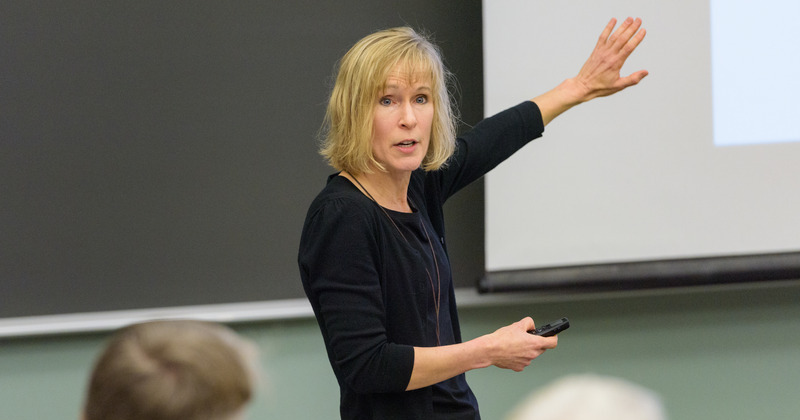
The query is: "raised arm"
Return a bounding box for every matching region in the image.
[533,17,649,126]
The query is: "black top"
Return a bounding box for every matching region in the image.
[298,101,545,419]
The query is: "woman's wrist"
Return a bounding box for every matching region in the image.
[531,78,587,126]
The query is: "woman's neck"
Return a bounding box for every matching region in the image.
[341,170,412,213]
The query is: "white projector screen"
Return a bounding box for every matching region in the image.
[482,0,800,290]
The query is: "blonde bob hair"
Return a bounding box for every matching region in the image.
[320,27,457,175]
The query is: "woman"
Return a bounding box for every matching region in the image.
[299,18,647,419]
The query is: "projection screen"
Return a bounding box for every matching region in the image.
[482,0,800,292]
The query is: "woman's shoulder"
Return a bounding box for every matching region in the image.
[305,174,377,224]
[300,175,383,251]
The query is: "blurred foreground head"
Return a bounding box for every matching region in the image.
[83,319,259,420]
[507,374,667,420]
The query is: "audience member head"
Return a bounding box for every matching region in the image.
[506,374,667,420]
[82,319,258,420]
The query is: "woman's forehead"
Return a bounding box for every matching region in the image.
[383,62,433,87]
[383,74,432,90]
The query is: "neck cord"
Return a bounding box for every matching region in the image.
[347,173,442,346]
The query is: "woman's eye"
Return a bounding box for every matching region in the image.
[415,95,428,104]
[379,97,392,106]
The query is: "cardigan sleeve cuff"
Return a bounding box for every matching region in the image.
[515,100,545,140]
[388,343,416,392]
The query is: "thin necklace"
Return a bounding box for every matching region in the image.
[347,173,442,346]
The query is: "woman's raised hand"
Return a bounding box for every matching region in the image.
[574,17,649,102]
[532,17,649,126]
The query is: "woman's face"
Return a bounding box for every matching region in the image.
[370,68,434,176]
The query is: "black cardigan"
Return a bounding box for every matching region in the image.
[298,101,544,419]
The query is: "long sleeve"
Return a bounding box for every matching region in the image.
[416,101,545,253]
[435,100,545,203]
[299,192,415,394]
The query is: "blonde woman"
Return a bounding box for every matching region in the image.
[299,19,647,420]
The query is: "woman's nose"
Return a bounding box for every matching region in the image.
[399,101,417,128]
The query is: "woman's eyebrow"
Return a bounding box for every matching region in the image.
[383,83,432,92]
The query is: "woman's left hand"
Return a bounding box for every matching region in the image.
[532,17,649,126]
[574,17,649,102]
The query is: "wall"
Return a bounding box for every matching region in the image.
[2,280,798,419]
